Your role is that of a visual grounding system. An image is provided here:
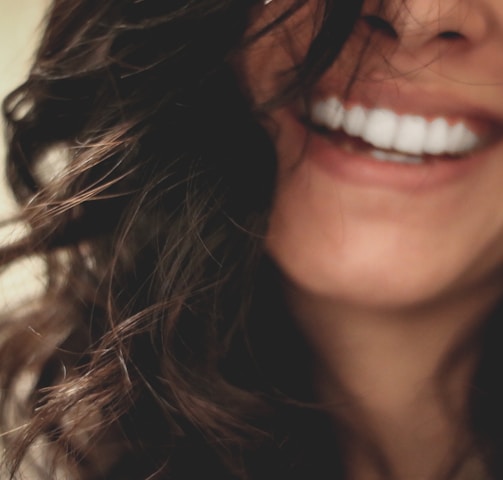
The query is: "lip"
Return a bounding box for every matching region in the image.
[306,128,492,191]
[282,83,503,192]
[285,111,502,192]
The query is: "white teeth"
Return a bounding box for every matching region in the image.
[393,115,428,155]
[362,109,397,150]
[459,129,479,152]
[326,97,344,129]
[370,149,422,164]
[312,97,344,130]
[424,118,449,155]
[446,122,480,154]
[310,97,482,158]
[343,105,367,137]
[370,150,423,163]
[447,123,467,154]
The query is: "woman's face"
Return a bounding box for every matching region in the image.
[241,0,503,313]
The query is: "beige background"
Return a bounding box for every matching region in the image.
[0,0,49,306]
[1,0,48,214]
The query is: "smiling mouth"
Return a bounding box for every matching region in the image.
[307,96,491,164]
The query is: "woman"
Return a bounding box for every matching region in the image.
[1,0,502,478]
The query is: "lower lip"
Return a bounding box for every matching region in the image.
[300,122,491,192]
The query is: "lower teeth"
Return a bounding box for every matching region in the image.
[370,149,423,164]
[334,131,425,164]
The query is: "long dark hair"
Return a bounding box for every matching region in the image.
[0,0,365,478]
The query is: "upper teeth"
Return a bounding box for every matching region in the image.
[311,97,481,156]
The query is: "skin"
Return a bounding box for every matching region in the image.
[240,0,503,478]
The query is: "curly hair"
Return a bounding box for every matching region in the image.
[0,0,368,478]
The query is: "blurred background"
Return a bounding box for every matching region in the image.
[0,0,48,214]
[0,0,49,307]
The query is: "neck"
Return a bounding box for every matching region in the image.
[286,286,499,480]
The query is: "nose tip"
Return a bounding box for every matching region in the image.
[363,0,490,51]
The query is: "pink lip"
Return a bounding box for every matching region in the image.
[310,134,483,191]
[292,115,500,192]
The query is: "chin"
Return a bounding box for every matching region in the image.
[270,249,436,313]
[266,214,503,314]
